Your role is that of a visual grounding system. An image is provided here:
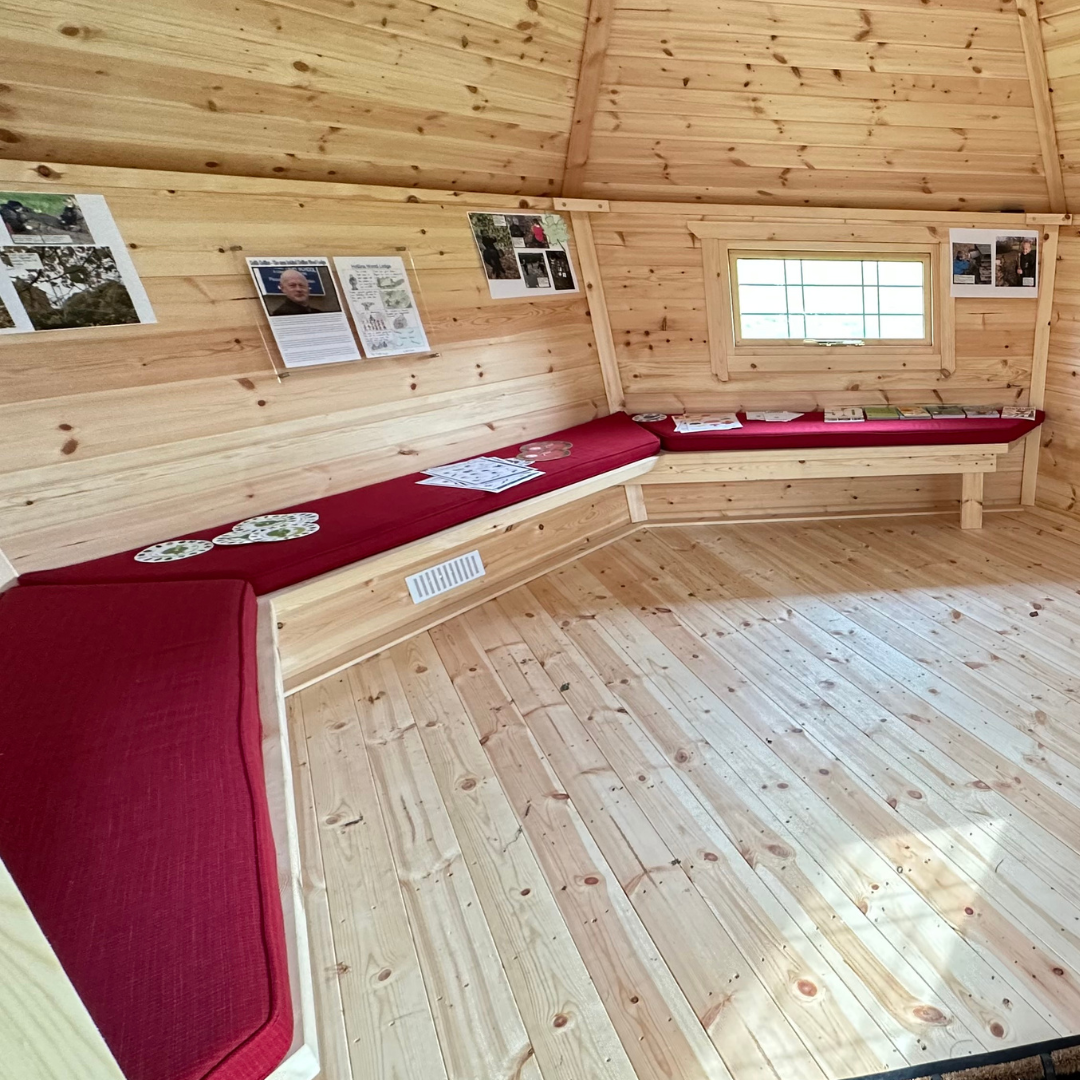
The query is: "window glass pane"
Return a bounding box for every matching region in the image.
[734,254,929,341]
[805,314,866,337]
[802,260,863,285]
[878,261,923,286]
[735,259,786,285]
[738,285,787,313]
[801,285,863,314]
[878,287,924,314]
[879,315,925,338]
[741,313,790,338]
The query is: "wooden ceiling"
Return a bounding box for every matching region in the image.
[0,0,591,196]
[0,0,1074,210]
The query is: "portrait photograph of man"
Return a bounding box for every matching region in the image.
[252,262,344,317]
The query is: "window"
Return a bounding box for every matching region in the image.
[731,252,931,345]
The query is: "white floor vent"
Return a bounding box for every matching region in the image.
[405,550,486,603]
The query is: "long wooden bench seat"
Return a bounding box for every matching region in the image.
[628,411,1045,531]
[0,580,317,1080]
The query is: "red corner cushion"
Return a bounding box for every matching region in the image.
[636,411,1043,452]
[22,412,660,596]
[0,581,292,1080]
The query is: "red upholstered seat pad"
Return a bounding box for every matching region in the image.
[637,411,1043,452]
[0,581,292,1080]
[23,412,660,596]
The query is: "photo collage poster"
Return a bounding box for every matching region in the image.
[950,228,1040,297]
[247,254,431,369]
[468,211,579,299]
[0,192,155,334]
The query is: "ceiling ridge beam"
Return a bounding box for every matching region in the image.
[562,0,614,198]
[1015,0,1068,213]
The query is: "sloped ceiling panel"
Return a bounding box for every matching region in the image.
[0,0,589,195]
[576,0,1052,210]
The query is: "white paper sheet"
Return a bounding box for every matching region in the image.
[469,211,579,299]
[0,191,155,333]
[950,228,1039,297]
[334,255,430,357]
[247,256,360,368]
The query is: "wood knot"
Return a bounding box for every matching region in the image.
[460,778,477,791]
[553,1014,568,1027]
[989,1021,1006,1038]
[702,852,719,862]
[766,843,791,858]
[376,968,392,981]
[913,1005,947,1025]
[583,875,599,885]
[675,749,690,763]
[796,979,818,997]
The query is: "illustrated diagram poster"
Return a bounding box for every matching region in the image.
[0,191,155,333]
[333,255,430,357]
[468,211,579,299]
[247,256,360,368]
[950,228,1039,297]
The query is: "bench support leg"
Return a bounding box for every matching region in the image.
[961,472,984,530]
[625,484,647,523]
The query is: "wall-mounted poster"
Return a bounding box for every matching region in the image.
[0,191,155,332]
[950,229,1039,297]
[247,257,360,368]
[333,255,430,357]
[468,211,579,299]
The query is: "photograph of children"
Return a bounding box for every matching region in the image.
[0,295,13,331]
[518,252,550,290]
[0,192,95,246]
[546,249,576,290]
[0,246,138,330]
[952,242,992,285]
[469,213,523,281]
[252,262,343,317]
[996,234,1038,289]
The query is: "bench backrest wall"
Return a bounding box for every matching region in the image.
[0,161,606,574]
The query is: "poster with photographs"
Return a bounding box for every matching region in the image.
[333,255,430,357]
[0,192,155,333]
[468,211,579,299]
[247,256,360,368]
[950,229,1039,297]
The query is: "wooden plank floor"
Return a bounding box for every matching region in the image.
[290,510,1080,1080]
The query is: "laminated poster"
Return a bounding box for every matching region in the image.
[333,255,430,357]
[950,229,1039,297]
[247,256,360,368]
[469,211,579,299]
[0,191,155,333]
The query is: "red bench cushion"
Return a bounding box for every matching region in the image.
[23,412,659,596]
[636,411,1044,452]
[0,581,292,1080]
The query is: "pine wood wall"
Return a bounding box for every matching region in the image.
[0,0,589,196]
[566,0,1057,211]
[587,201,1043,519]
[1037,0,1080,516]
[0,160,606,573]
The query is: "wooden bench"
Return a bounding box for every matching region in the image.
[629,440,1025,531]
